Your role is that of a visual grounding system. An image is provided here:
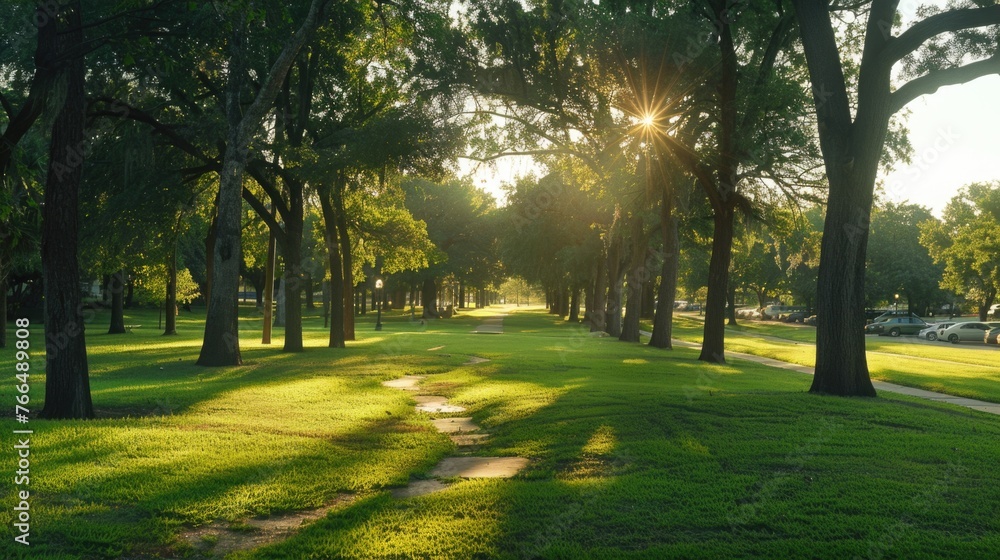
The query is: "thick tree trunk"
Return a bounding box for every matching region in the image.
[280,194,304,352]
[108,269,126,334]
[124,279,134,309]
[204,213,217,303]
[699,206,735,363]
[40,0,92,419]
[319,184,346,348]
[568,286,580,322]
[164,249,177,335]
[198,15,247,366]
[422,277,439,318]
[650,189,678,349]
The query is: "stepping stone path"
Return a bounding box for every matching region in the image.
[385,332,528,498]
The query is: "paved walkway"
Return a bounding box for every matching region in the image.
[640,332,1000,416]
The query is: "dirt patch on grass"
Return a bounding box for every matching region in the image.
[178,493,356,557]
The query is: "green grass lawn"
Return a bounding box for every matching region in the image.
[670,315,1000,403]
[3,307,1000,558]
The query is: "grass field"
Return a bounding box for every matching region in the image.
[3,306,1000,558]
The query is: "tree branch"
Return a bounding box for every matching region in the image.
[881,5,1000,67]
[242,187,287,246]
[890,54,1000,113]
[89,97,216,164]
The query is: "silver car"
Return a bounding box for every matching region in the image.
[939,322,1000,344]
[921,322,954,341]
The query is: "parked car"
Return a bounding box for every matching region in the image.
[919,322,954,341]
[989,304,1000,320]
[871,310,923,324]
[865,316,928,337]
[986,327,1000,345]
[938,322,1000,344]
[783,311,810,323]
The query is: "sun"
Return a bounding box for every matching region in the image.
[640,114,656,127]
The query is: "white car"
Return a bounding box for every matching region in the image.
[938,322,1000,344]
[920,322,954,341]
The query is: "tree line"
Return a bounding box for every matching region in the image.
[2,0,999,418]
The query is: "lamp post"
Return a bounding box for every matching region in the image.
[894,293,900,312]
[375,278,384,331]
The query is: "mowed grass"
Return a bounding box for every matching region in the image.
[670,315,1000,404]
[3,307,1000,558]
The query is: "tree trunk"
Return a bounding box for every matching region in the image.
[333,183,355,340]
[620,222,644,343]
[422,277,439,318]
[699,205,735,363]
[568,286,580,322]
[204,212,217,303]
[605,236,624,337]
[198,14,247,366]
[274,277,285,327]
[164,248,177,335]
[650,188,678,349]
[198,0,324,366]
[40,0,92,419]
[262,218,276,344]
[124,278,134,309]
[641,279,656,319]
[590,253,607,332]
[280,191,304,352]
[726,284,738,326]
[319,183,345,348]
[108,269,126,334]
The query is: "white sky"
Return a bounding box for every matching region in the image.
[879,76,1000,215]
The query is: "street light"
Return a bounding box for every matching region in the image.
[375,278,384,331]
[894,293,900,311]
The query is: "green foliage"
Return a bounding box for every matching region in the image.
[133,264,201,306]
[866,202,945,312]
[920,182,1000,316]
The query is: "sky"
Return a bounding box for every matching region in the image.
[458,6,1000,216]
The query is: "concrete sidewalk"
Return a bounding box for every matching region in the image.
[639,331,1000,416]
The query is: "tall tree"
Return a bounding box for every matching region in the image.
[39,0,92,419]
[792,0,1000,395]
[197,0,326,366]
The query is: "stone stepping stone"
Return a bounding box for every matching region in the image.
[431,417,479,433]
[391,479,450,499]
[430,457,528,478]
[414,395,466,413]
[449,433,488,446]
[464,356,490,365]
[381,376,425,391]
